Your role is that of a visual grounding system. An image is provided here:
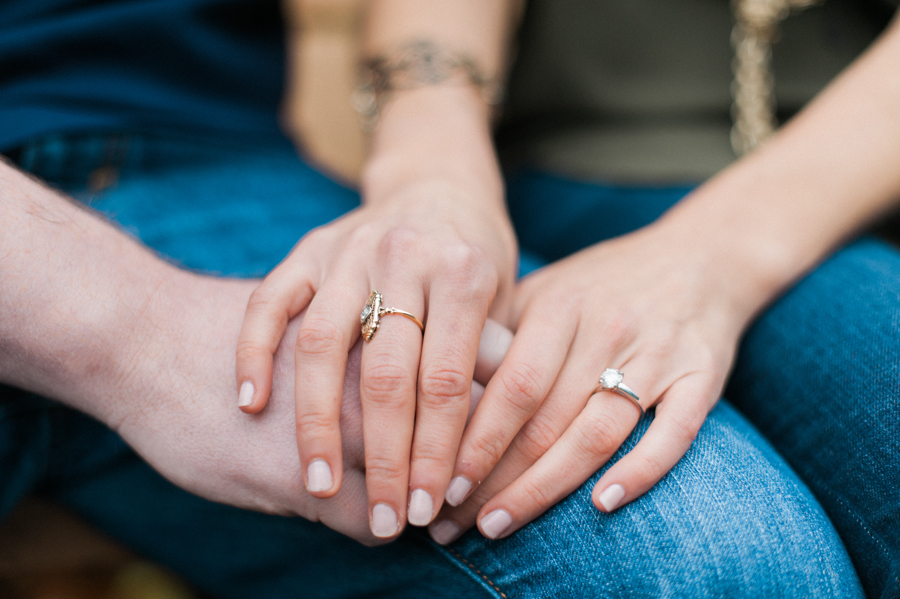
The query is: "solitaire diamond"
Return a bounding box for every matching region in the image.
[599,368,624,389]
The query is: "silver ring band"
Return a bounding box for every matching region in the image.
[593,368,644,416]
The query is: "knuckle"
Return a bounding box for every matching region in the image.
[516,415,559,463]
[301,224,334,245]
[695,347,724,373]
[553,287,586,312]
[440,241,479,271]
[235,341,269,365]
[517,477,555,509]
[667,409,703,447]
[362,362,414,404]
[411,441,453,468]
[531,285,585,317]
[296,320,346,357]
[466,484,495,508]
[419,364,471,409]
[467,432,507,470]
[380,226,422,266]
[597,309,638,348]
[443,245,497,297]
[498,364,545,417]
[645,333,679,362]
[296,410,337,438]
[246,284,280,313]
[634,451,667,483]
[576,412,622,460]
[347,222,379,248]
[364,455,407,485]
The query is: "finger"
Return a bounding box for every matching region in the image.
[474,389,641,540]
[429,329,606,544]
[294,270,368,499]
[429,324,657,543]
[237,261,317,413]
[407,274,493,527]
[360,283,425,539]
[468,380,485,421]
[445,307,577,508]
[593,374,717,513]
[311,468,388,547]
[468,336,662,540]
[473,318,513,386]
[428,404,574,545]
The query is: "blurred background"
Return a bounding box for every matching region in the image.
[0,0,366,596]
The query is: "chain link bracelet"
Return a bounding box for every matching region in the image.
[352,40,502,131]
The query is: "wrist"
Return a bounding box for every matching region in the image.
[652,179,810,324]
[32,245,188,428]
[0,164,236,429]
[0,167,149,415]
[361,85,504,210]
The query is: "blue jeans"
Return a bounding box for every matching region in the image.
[506,173,900,599]
[1,131,874,598]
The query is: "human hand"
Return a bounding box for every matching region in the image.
[234,175,517,538]
[430,222,756,542]
[110,272,510,545]
[0,156,511,546]
[105,275,381,543]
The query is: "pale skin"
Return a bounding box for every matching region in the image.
[236,0,520,539]
[429,14,900,542]
[6,1,897,557]
[241,5,900,546]
[0,161,511,545]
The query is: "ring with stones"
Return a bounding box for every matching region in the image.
[593,368,644,416]
[360,290,424,342]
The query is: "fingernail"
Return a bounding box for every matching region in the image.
[371,503,399,538]
[238,380,254,407]
[408,489,434,526]
[598,484,626,512]
[445,476,473,507]
[480,509,513,540]
[429,519,462,545]
[306,459,333,493]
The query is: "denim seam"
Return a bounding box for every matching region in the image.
[429,541,507,599]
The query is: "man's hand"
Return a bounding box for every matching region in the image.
[0,164,402,544]
[0,160,508,545]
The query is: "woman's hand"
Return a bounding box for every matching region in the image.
[432,219,761,542]
[235,170,517,538]
[426,11,900,544]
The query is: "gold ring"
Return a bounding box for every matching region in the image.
[360,290,424,342]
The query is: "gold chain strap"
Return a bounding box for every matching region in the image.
[731,0,822,155]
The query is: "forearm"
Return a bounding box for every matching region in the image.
[0,161,182,423]
[359,0,518,211]
[658,15,900,320]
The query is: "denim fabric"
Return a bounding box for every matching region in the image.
[727,241,900,599]
[507,169,900,599]
[1,132,867,598]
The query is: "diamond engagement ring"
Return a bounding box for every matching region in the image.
[593,368,644,415]
[360,290,425,342]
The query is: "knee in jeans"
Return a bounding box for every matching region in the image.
[447,404,862,598]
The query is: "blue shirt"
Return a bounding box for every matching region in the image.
[0,0,285,150]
